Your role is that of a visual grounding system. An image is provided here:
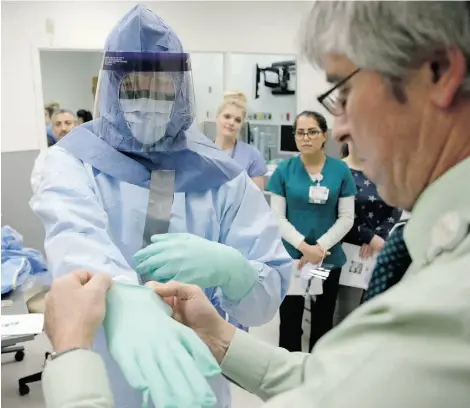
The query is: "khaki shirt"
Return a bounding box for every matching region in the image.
[221,157,470,407]
[42,158,470,408]
[43,350,113,408]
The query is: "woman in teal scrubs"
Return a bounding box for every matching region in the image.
[268,110,356,352]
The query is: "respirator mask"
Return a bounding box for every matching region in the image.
[120,71,176,145]
[121,98,174,145]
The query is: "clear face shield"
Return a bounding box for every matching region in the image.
[94,52,195,150]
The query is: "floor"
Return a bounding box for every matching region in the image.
[1,310,310,408]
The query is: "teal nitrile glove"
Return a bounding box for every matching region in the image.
[133,233,259,302]
[103,282,220,408]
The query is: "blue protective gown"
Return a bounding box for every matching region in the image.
[30,5,291,408]
[1,226,49,295]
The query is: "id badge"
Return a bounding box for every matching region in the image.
[309,186,329,204]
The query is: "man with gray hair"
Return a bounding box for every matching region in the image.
[168,2,470,406]
[40,2,470,407]
[31,109,76,192]
[50,109,76,141]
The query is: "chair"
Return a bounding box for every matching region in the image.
[2,295,34,387]
[17,290,49,396]
[2,345,25,362]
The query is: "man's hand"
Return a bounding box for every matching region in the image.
[45,270,112,353]
[146,281,236,364]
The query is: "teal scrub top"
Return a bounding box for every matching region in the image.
[267,155,357,269]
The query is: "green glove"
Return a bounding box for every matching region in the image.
[133,233,259,302]
[103,282,220,408]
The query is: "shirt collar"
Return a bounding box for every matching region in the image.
[404,157,470,266]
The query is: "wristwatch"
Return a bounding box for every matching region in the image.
[47,347,89,361]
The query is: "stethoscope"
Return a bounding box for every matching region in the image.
[230,140,238,159]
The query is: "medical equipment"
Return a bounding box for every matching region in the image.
[201,120,299,161]
[134,233,259,302]
[279,125,298,154]
[104,281,220,408]
[2,277,49,396]
[254,60,296,99]
[121,99,175,146]
[250,125,280,162]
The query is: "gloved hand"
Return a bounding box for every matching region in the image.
[103,281,220,408]
[133,233,259,302]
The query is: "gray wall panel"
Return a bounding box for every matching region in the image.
[1,150,45,253]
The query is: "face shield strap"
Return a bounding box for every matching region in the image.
[119,90,176,101]
[93,54,106,119]
[103,52,191,73]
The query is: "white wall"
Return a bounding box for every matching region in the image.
[1,0,331,153]
[228,53,296,125]
[297,60,334,125]
[40,50,103,114]
[190,53,224,124]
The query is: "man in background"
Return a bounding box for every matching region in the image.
[32,109,76,192]
[50,109,76,141]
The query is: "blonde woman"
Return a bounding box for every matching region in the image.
[215,91,268,190]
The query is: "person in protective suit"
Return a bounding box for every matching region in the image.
[30,5,291,408]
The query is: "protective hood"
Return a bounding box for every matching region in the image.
[57,5,243,192]
[94,4,194,156]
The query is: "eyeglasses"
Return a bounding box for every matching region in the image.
[294,129,322,139]
[317,68,361,116]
